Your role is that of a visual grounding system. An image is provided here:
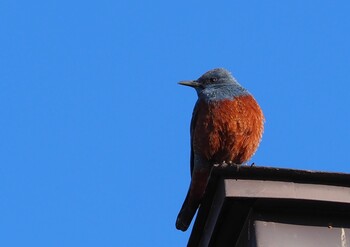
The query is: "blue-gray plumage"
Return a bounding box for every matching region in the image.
[179,68,249,102]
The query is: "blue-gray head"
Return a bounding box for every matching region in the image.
[178,68,249,101]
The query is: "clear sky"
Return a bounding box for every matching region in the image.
[1,0,350,246]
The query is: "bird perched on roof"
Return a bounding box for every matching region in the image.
[176,68,264,231]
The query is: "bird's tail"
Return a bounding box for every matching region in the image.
[175,187,199,231]
[176,169,210,231]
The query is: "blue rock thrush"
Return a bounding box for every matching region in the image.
[176,68,264,231]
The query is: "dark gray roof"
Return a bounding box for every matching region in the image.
[188,165,350,247]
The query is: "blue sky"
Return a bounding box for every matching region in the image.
[1,0,350,246]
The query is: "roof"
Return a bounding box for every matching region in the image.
[188,165,350,247]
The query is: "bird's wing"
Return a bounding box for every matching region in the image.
[190,100,200,176]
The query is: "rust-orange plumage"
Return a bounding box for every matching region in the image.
[176,68,264,231]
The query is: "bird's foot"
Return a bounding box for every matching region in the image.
[214,161,229,168]
[228,161,240,168]
[214,161,239,168]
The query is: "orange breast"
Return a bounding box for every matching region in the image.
[193,95,264,164]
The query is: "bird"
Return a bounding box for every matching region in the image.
[176,68,264,231]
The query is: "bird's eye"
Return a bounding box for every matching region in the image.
[210,78,218,83]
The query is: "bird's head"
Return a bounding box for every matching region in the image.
[178,68,247,100]
[178,68,235,89]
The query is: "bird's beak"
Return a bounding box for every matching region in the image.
[178,80,201,88]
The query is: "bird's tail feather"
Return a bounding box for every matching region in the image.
[176,169,210,231]
[175,188,199,231]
